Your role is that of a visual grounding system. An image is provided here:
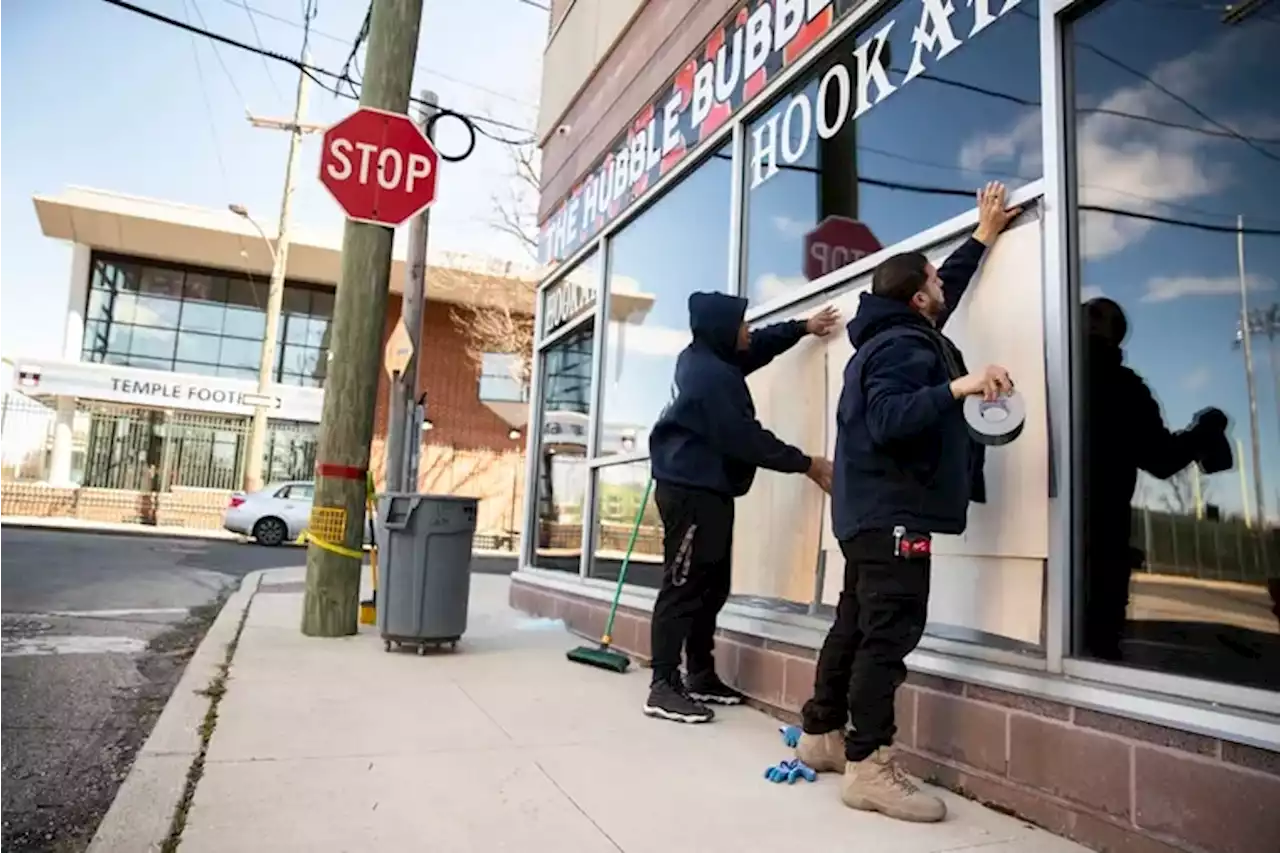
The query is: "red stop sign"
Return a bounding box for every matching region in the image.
[803,216,882,281]
[319,107,439,227]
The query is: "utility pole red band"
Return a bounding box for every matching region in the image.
[315,463,368,481]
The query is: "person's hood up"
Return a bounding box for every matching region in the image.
[845,292,931,349]
[688,291,747,359]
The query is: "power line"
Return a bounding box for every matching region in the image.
[234,0,286,104]
[516,0,550,10]
[187,0,248,108]
[101,0,535,139]
[216,0,536,107]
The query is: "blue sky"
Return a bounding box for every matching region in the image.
[2,0,545,362]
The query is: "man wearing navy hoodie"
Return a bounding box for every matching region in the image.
[794,183,1022,822]
[644,292,839,724]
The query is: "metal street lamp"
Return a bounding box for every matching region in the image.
[230,203,287,492]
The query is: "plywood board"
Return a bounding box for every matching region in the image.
[819,218,1048,562]
[730,332,829,602]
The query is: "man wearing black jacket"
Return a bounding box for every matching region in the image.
[795,183,1021,822]
[644,292,838,723]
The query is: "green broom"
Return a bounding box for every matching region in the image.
[566,477,654,673]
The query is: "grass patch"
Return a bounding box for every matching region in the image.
[159,585,255,853]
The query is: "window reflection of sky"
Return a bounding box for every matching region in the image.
[599,144,732,446]
[745,3,1041,304]
[1069,3,1280,523]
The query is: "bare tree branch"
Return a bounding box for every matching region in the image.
[450,142,541,384]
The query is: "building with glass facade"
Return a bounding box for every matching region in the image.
[513,2,1280,850]
[3,187,533,536]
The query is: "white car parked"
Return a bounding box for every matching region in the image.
[223,481,315,546]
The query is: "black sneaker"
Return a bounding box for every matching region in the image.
[643,678,715,724]
[685,670,746,706]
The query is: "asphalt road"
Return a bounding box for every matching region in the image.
[1,528,304,853]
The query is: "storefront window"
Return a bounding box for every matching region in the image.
[1069,0,1280,691]
[264,421,318,484]
[598,145,732,457]
[743,0,1040,305]
[589,459,664,588]
[82,254,332,387]
[532,255,598,572]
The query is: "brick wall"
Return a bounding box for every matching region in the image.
[375,295,526,456]
[511,578,1280,853]
[537,0,737,222]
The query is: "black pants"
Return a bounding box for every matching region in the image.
[649,481,734,684]
[801,530,931,762]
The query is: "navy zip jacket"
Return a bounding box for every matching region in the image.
[649,292,812,497]
[830,237,989,540]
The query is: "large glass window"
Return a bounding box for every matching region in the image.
[743,0,1040,305]
[532,254,598,573]
[590,459,664,589]
[81,254,333,387]
[1069,0,1280,692]
[598,144,732,457]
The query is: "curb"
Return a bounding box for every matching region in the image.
[2,517,245,543]
[86,569,265,853]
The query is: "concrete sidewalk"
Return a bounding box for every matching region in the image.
[152,569,1089,852]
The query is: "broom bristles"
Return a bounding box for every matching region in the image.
[566,644,630,673]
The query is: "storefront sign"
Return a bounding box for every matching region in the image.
[542,273,596,336]
[749,0,1024,190]
[539,0,866,266]
[537,0,1024,267]
[13,359,324,423]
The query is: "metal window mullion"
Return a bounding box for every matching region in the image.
[1041,0,1073,675]
[727,120,747,297]
[579,236,611,578]
[519,343,546,569]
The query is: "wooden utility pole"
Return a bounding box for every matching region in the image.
[385,90,439,493]
[241,54,317,493]
[302,0,425,637]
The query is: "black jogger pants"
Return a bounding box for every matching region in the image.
[801,530,931,761]
[649,481,734,684]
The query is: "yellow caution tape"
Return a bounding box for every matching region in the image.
[298,529,365,560]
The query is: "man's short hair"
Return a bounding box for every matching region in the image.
[871,252,930,303]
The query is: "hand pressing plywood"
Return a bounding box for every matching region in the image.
[729,329,830,603]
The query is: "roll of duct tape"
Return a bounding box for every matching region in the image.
[964,391,1026,446]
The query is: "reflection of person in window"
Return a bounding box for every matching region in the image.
[796,183,1020,824]
[1081,297,1230,662]
[642,293,838,724]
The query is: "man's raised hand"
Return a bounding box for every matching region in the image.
[973,181,1022,246]
[806,305,840,338]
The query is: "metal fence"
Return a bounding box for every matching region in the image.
[0,395,322,538]
[1134,507,1277,584]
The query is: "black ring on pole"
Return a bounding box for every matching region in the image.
[426,109,478,162]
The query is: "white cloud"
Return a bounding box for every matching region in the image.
[1182,366,1212,392]
[613,323,690,358]
[772,215,813,239]
[1080,284,1108,303]
[960,28,1270,260]
[1141,273,1274,303]
[753,273,809,304]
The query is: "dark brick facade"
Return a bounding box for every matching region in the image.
[511,578,1280,853]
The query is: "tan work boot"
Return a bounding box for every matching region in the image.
[795,731,846,773]
[841,747,946,823]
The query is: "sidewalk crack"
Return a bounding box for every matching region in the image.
[533,760,624,852]
[454,682,514,741]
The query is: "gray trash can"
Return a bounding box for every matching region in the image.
[377,493,478,654]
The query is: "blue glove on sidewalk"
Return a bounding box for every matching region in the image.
[779,725,801,748]
[763,758,817,784]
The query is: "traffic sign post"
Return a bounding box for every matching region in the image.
[319,106,440,227]
[803,216,882,282]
